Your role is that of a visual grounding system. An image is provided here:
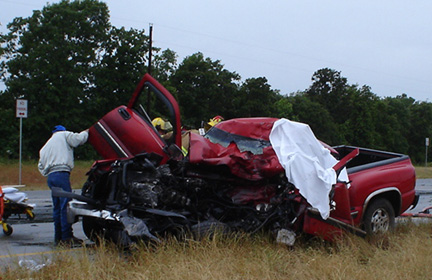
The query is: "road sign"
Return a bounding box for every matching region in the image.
[16,99,28,118]
[427,138,430,147]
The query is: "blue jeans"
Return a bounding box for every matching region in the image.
[47,171,73,242]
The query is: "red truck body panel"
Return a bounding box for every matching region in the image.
[89,106,167,160]
[347,157,416,222]
[88,74,182,164]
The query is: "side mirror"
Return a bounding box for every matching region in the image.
[166,144,184,161]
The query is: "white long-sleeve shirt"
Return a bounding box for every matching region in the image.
[38,130,89,177]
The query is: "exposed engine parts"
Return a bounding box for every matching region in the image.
[77,154,303,245]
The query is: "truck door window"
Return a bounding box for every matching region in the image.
[131,82,177,145]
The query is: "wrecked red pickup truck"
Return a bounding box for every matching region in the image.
[57,74,417,246]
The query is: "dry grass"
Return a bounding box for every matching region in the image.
[2,222,432,279]
[1,161,430,278]
[415,166,432,179]
[0,160,93,190]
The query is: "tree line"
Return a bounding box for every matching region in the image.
[0,0,431,163]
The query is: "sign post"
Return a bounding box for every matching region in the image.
[426,137,430,167]
[16,99,28,185]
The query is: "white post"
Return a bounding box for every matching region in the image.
[426,138,430,167]
[19,117,23,185]
[16,99,28,185]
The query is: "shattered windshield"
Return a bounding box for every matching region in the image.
[205,127,271,155]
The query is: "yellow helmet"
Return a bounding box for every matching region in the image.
[152,117,173,132]
[207,115,224,127]
[204,115,224,131]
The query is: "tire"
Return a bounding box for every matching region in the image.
[191,221,229,240]
[363,198,395,235]
[82,216,105,243]
[3,223,13,236]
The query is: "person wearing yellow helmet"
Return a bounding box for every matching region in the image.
[152,117,173,139]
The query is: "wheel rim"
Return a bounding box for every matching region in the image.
[370,208,389,233]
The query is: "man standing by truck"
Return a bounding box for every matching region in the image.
[38,125,88,246]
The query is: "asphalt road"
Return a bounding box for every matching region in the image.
[1,179,432,269]
[405,179,432,213]
[0,189,87,270]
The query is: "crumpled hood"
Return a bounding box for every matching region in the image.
[188,118,283,181]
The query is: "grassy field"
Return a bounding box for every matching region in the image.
[415,166,432,179]
[0,160,93,190]
[2,222,432,279]
[1,161,432,278]
[1,160,431,191]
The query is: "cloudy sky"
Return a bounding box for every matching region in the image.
[1,0,431,101]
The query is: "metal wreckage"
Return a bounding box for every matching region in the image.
[54,74,417,246]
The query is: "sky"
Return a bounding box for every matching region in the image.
[1,0,431,101]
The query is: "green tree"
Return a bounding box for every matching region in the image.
[0,94,17,158]
[152,48,178,84]
[0,0,153,159]
[289,94,344,145]
[274,96,294,119]
[376,94,414,153]
[407,101,432,162]
[341,85,381,148]
[235,77,281,118]
[170,52,240,127]
[1,0,111,158]
[151,48,178,97]
[88,26,150,119]
[306,68,350,121]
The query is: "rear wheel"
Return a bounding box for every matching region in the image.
[363,198,395,235]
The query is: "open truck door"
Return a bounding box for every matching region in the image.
[88,74,182,163]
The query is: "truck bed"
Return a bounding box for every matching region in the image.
[333,145,410,174]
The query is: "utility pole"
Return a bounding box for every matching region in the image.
[148,23,153,75]
[147,23,153,113]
